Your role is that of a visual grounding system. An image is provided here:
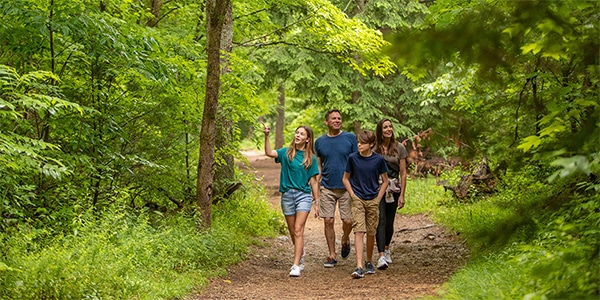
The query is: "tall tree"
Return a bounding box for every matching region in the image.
[198,0,230,228]
[214,0,236,201]
[275,83,285,148]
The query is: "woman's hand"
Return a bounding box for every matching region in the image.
[398,194,405,209]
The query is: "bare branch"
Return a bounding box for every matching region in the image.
[235,11,317,47]
[234,40,337,55]
[234,7,270,21]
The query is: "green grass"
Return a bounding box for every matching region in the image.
[402,173,599,299]
[2,169,597,299]
[0,182,283,299]
[402,176,444,214]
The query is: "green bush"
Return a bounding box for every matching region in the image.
[417,168,600,299]
[0,187,282,299]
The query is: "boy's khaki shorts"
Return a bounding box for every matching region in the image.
[351,196,380,235]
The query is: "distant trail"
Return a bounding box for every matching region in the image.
[188,150,469,300]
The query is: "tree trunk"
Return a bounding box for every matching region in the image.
[146,0,162,27]
[275,83,285,149]
[349,2,364,134]
[214,1,235,200]
[351,90,361,133]
[197,0,229,229]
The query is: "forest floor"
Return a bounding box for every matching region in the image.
[188,150,470,300]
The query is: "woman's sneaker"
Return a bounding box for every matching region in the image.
[377,256,388,270]
[289,265,301,277]
[384,249,393,263]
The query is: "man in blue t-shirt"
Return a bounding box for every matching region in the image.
[314,109,358,268]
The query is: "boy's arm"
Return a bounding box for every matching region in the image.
[378,173,389,202]
[342,172,355,199]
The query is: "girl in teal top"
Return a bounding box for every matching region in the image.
[263,124,319,278]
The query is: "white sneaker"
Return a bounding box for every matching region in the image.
[289,265,301,277]
[384,250,392,264]
[377,256,388,270]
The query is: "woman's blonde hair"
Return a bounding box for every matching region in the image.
[286,126,315,169]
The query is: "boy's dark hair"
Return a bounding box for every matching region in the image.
[324,109,341,121]
[357,130,375,144]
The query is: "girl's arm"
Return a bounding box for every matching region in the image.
[309,175,320,218]
[262,123,277,158]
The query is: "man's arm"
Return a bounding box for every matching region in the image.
[310,175,320,218]
[342,172,354,199]
[316,157,323,184]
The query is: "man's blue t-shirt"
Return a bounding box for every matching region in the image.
[315,131,358,189]
[345,152,388,200]
[275,148,319,194]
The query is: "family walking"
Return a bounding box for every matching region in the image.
[262,109,408,278]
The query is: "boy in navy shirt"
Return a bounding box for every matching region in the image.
[342,130,389,278]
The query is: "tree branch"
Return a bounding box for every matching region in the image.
[235,12,317,47]
[234,40,338,55]
[511,77,532,147]
[234,7,270,21]
[397,224,435,233]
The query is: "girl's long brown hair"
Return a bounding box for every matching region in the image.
[374,118,399,157]
[286,126,315,169]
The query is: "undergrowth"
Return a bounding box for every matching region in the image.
[404,169,599,299]
[0,181,282,299]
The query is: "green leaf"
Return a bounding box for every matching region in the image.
[521,42,543,55]
[518,135,542,152]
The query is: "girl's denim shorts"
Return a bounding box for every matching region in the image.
[280,189,312,216]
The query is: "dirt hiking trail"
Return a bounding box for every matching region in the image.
[189,150,469,300]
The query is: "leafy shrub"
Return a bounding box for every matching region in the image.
[427,168,600,299]
[0,186,281,299]
[513,194,600,299]
[213,181,285,237]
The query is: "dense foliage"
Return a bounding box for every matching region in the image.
[0,0,598,298]
[404,170,599,299]
[0,185,282,299]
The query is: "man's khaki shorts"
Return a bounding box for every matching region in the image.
[319,188,352,220]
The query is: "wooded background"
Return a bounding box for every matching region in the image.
[1,0,597,242]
